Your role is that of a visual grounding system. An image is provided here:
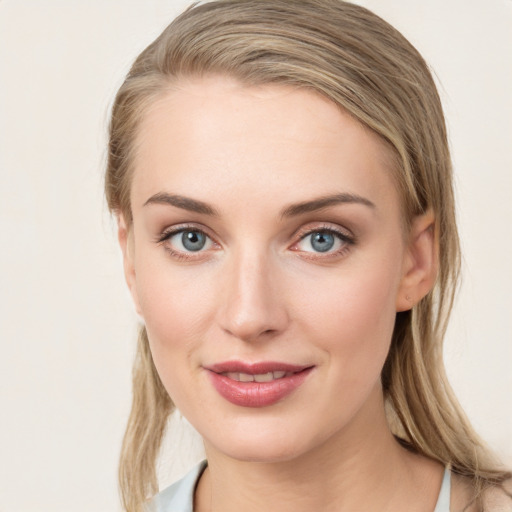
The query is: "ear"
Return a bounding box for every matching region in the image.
[396,210,438,312]
[117,213,143,316]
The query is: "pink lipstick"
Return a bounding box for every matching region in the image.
[204,361,313,408]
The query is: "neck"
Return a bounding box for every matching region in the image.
[195,386,444,512]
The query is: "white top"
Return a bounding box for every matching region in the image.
[434,467,451,512]
[149,460,451,512]
[148,461,207,512]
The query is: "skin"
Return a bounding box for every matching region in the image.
[119,76,445,511]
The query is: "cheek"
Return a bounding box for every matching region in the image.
[135,232,213,319]
[294,259,401,377]
[135,263,220,413]
[134,254,216,371]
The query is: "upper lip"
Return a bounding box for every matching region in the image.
[205,361,312,374]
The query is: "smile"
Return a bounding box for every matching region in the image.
[205,361,314,408]
[220,371,292,382]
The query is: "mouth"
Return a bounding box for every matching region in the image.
[219,370,294,382]
[204,361,314,408]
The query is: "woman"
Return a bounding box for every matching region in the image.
[105,1,511,511]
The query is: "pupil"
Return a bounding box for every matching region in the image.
[311,232,334,252]
[182,231,206,251]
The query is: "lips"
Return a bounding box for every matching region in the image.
[204,361,313,408]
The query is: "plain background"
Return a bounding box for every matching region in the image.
[0,1,510,510]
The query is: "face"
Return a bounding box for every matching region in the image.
[120,76,435,463]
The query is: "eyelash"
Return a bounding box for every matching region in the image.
[291,224,355,260]
[155,223,356,261]
[155,224,216,261]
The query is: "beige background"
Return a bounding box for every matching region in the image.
[0,1,510,510]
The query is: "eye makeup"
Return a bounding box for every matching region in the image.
[289,223,356,261]
[154,223,220,262]
[153,220,356,264]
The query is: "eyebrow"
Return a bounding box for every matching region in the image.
[280,193,375,218]
[143,191,375,218]
[143,192,220,216]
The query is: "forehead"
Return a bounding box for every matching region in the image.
[131,76,399,215]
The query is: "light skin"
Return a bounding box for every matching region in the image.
[119,75,448,511]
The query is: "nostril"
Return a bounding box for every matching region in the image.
[223,325,278,342]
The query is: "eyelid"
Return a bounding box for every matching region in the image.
[292,222,355,243]
[155,223,221,260]
[289,223,356,257]
[155,223,217,244]
[154,221,355,260]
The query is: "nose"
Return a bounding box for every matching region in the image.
[218,249,289,342]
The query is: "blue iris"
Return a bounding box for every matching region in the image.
[182,231,207,251]
[310,232,335,252]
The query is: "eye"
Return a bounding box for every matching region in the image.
[308,232,336,252]
[174,230,209,252]
[292,227,354,255]
[158,227,216,255]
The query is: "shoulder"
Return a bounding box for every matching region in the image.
[481,477,512,512]
[451,473,512,512]
[146,460,207,512]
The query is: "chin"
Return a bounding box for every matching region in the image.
[217,438,305,463]
[202,416,328,464]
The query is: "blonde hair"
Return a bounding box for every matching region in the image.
[105,1,510,510]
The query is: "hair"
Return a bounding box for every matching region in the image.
[105,1,511,510]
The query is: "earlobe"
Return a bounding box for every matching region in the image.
[117,213,143,316]
[396,210,438,312]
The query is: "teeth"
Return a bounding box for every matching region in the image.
[226,372,244,381]
[222,371,291,382]
[254,372,274,382]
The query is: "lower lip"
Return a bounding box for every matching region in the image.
[206,368,313,408]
